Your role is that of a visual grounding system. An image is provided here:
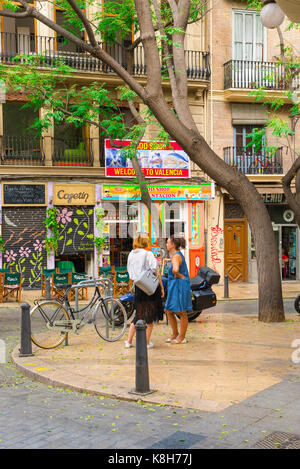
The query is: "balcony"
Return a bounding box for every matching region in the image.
[52,138,93,167]
[223,146,283,175]
[0,135,44,165]
[0,32,211,81]
[224,60,300,101]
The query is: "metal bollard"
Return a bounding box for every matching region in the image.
[129,319,155,396]
[46,277,51,300]
[224,274,229,298]
[19,303,34,357]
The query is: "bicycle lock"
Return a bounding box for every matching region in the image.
[129,319,156,396]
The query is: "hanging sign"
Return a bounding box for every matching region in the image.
[102,183,215,201]
[53,184,95,206]
[105,140,190,178]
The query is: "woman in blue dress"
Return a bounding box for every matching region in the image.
[164,234,192,344]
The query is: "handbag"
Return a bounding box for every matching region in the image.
[134,251,159,296]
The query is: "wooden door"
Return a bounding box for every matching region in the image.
[224,219,248,282]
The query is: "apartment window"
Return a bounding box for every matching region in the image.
[234,124,264,151]
[233,10,265,61]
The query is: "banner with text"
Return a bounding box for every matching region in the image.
[105,140,190,178]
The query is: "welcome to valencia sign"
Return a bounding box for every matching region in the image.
[105,139,190,178]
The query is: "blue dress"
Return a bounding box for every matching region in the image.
[165,251,193,313]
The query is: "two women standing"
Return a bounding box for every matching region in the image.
[126,232,192,348]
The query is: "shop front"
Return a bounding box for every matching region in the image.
[52,184,95,275]
[99,183,215,276]
[1,182,47,288]
[248,192,299,282]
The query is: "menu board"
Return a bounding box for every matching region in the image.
[3,184,46,206]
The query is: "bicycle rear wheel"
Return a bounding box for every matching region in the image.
[30,301,70,349]
[93,298,127,342]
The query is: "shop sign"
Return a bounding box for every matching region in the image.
[53,184,95,206]
[102,184,215,201]
[261,193,286,204]
[105,140,190,178]
[2,183,46,206]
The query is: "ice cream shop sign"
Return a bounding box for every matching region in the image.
[105,140,190,178]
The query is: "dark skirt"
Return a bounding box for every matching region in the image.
[132,285,164,324]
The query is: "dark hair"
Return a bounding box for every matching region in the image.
[169,234,186,250]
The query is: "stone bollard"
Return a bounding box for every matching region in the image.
[19,303,34,357]
[129,319,155,396]
[224,274,229,298]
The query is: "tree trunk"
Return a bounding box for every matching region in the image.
[144,98,284,322]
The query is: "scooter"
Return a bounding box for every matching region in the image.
[294,294,300,314]
[119,266,220,322]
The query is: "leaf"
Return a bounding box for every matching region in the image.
[76,210,84,215]
[32,253,37,260]
[88,209,93,216]
[67,228,73,234]
[86,234,94,239]
[16,265,19,273]
[78,230,84,236]
[74,218,79,225]
[30,260,36,266]
[20,257,26,264]
[59,236,64,241]
[83,222,88,229]
[66,239,73,246]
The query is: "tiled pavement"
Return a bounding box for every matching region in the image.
[1,305,300,449]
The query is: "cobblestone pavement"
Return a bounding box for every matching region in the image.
[1,304,300,449]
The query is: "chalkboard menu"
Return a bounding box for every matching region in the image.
[3,184,46,205]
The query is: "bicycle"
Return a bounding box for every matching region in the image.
[30,277,127,349]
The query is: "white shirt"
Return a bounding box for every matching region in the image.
[127,249,157,282]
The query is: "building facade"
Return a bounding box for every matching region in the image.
[207,0,300,283]
[0,2,222,287]
[1,0,298,288]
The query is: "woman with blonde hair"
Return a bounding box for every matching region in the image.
[126,232,164,349]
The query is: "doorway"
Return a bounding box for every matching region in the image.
[273,224,298,280]
[224,219,248,282]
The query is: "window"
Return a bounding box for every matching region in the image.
[233,10,265,61]
[234,124,264,152]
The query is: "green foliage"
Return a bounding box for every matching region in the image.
[0,234,5,253]
[44,207,60,255]
[94,208,107,265]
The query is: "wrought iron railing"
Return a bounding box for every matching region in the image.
[223,146,283,174]
[0,32,211,80]
[0,135,44,165]
[52,138,93,166]
[224,59,300,90]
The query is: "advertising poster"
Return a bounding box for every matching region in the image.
[105,140,190,178]
[102,183,215,201]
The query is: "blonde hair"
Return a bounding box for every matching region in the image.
[133,232,149,249]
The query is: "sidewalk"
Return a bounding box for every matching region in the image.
[2,281,300,308]
[12,311,300,414]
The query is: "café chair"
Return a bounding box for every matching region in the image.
[113,270,132,298]
[3,272,22,302]
[41,267,57,297]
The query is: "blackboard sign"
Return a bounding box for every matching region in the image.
[3,184,46,205]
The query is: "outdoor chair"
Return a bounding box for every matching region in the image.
[0,267,12,273]
[57,261,75,273]
[70,273,88,301]
[3,272,22,302]
[41,267,57,297]
[51,273,70,301]
[113,270,132,298]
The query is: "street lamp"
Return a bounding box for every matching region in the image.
[260,0,285,28]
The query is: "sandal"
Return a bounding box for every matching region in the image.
[166,336,178,343]
[170,338,188,344]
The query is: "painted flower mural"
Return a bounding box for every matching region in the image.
[57,208,73,225]
[2,208,47,288]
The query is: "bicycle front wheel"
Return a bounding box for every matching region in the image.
[93,298,127,342]
[30,301,70,349]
